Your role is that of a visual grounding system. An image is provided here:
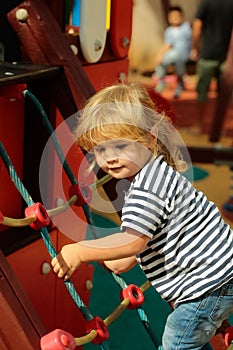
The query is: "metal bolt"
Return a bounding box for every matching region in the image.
[41,262,51,275]
[94,40,102,52]
[86,279,93,291]
[122,37,130,48]
[70,44,78,56]
[16,8,28,23]
[119,72,127,83]
[56,198,64,206]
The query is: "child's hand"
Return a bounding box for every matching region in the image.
[155,53,163,65]
[51,243,81,281]
[190,48,199,61]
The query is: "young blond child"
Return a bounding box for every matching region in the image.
[52,83,233,350]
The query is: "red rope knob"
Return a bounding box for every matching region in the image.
[225,326,233,347]
[25,202,50,230]
[68,182,92,206]
[40,329,76,350]
[85,316,109,344]
[120,284,145,309]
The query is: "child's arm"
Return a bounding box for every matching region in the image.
[103,256,137,274]
[190,18,203,61]
[51,229,149,280]
[156,43,171,65]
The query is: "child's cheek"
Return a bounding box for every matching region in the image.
[96,154,106,168]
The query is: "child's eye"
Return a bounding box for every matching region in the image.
[94,146,105,153]
[116,143,128,150]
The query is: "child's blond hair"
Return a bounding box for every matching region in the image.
[74,83,187,172]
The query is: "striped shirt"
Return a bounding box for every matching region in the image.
[121,156,233,306]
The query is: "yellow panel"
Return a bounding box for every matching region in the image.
[106,0,111,30]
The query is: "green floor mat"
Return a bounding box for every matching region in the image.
[183,165,209,182]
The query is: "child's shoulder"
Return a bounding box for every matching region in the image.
[181,21,192,30]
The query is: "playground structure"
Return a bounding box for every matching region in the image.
[1,1,168,349]
[1,1,233,349]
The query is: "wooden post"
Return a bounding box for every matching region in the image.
[160,0,170,24]
[7,0,96,110]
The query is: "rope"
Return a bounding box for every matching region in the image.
[2,215,36,227]
[1,197,77,226]
[23,89,98,239]
[22,90,77,185]
[0,141,108,350]
[110,274,160,347]
[72,280,152,346]
[1,175,112,227]
[23,90,161,349]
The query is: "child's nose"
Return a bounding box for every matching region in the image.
[104,148,118,161]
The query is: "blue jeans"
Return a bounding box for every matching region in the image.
[155,48,189,78]
[162,279,233,350]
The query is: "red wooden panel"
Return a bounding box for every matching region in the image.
[0,95,24,221]
[84,58,129,91]
[0,249,47,349]
[7,231,57,330]
[7,227,94,341]
[37,109,95,338]
[55,233,94,341]
[42,108,93,242]
[109,0,133,58]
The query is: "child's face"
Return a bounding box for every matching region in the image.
[93,139,152,179]
[168,10,184,27]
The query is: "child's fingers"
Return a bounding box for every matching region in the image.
[51,256,59,268]
[64,273,71,281]
[52,263,69,279]
[51,256,69,278]
[57,266,68,279]
[52,263,60,274]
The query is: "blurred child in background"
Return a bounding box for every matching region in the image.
[154,6,192,98]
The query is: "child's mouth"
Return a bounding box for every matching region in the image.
[109,166,124,172]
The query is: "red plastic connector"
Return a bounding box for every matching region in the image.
[85,316,109,344]
[120,284,145,309]
[40,329,76,350]
[25,202,50,230]
[68,182,92,206]
[225,326,233,347]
